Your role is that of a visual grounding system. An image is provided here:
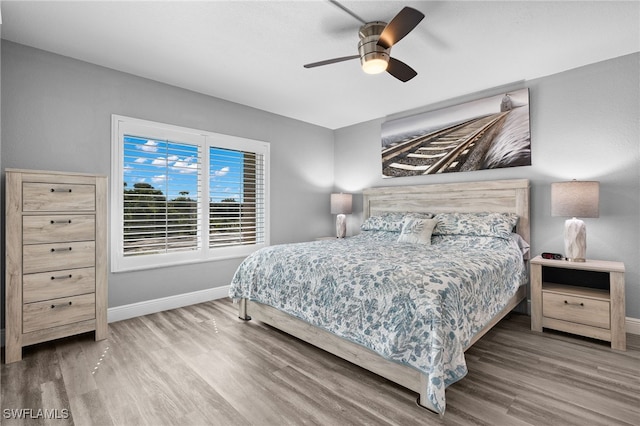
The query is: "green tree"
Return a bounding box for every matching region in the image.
[124,183,201,252]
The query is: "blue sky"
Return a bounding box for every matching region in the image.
[123,135,245,202]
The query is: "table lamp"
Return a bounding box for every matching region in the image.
[551,180,599,262]
[330,193,352,238]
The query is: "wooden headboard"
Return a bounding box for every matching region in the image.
[362,179,530,247]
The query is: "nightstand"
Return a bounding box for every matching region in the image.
[530,255,626,350]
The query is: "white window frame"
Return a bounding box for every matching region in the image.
[111,115,270,272]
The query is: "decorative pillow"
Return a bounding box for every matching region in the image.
[361,212,433,232]
[433,212,518,240]
[397,217,438,245]
[361,212,405,232]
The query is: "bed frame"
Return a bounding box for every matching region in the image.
[238,178,530,414]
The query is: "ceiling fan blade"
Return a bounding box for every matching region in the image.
[377,7,425,49]
[304,55,359,68]
[386,57,417,82]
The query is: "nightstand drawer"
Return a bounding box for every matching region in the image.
[23,293,95,333]
[23,267,96,303]
[22,182,95,212]
[23,241,96,274]
[543,291,610,329]
[23,215,95,244]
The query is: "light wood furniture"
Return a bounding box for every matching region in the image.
[239,179,530,413]
[530,255,626,351]
[5,169,108,363]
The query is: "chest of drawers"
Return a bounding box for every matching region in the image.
[5,169,108,363]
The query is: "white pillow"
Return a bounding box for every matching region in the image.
[397,217,438,245]
[510,233,530,256]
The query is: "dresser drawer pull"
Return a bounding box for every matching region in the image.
[50,219,72,224]
[50,188,72,193]
[50,247,73,252]
[51,274,73,280]
[51,301,73,309]
[564,300,585,307]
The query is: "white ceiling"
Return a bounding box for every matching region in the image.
[1,1,638,129]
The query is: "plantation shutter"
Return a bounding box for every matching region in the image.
[112,115,269,272]
[123,135,201,256]
[209,147,265,248]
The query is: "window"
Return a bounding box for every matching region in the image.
[111,115,269,272]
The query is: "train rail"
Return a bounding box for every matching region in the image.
[382,111,510,177]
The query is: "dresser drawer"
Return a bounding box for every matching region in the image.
[23,293,95,333]
[23,182,95,212]
[23,267,96,304]
[23,215,95,244]
[543,291,610,329]
[23,241,95,274]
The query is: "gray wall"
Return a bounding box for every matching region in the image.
[1,40,335,310]
[334,53,640,319]
[2,40,639,321]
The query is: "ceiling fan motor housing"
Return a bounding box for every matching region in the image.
[358,21,390,72]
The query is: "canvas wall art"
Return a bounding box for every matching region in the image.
[381,88,531,177]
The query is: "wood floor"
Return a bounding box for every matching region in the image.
[2,298,639,425]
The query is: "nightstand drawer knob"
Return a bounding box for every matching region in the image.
[50,301,73,309]
[50,247,73,252]
[51,274,73,280]
[564,300,584,307]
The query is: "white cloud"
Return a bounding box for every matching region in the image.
[134,157,146,163]
[173,157,199,173]
[213,166,230,177]
[152,174,166,184]
[140,140,158,152]
[152,157,167,166]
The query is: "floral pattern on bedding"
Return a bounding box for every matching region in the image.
[433,212,519,240]
[228,230,527,414]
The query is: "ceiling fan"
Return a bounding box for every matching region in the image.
[303,2,425,82]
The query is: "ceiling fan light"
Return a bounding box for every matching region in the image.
[362,58,388,74]
[358,25,390,75]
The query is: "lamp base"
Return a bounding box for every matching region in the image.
[564,217,587,262]
[336,214,347,238]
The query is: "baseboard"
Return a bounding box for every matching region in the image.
[626,316,640,335]
[107,286,230,323]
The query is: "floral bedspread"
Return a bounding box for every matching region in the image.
[229,231,527,413]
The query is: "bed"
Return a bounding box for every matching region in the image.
[229,179,530,415]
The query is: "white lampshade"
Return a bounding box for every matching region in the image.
[330,193,353,215]
[551,181,599,218]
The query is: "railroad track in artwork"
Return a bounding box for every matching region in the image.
[381,112,510,177]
